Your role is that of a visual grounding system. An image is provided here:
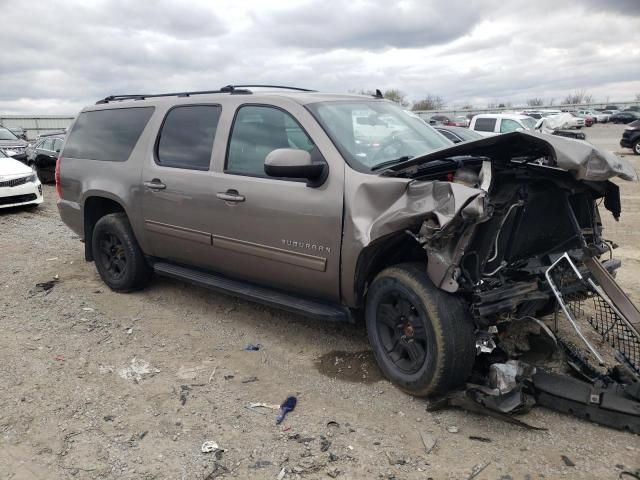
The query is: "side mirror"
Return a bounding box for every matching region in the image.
[55,149,61,153]
[264,148,327,187]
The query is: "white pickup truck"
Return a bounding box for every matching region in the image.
[468,114,537,137]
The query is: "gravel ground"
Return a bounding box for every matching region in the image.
[1,123,639,480]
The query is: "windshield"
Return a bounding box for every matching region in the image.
[0,127,19,141]
[307,100,450,171]
[521,117,537,130]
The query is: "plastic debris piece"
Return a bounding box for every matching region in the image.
[276,396,297,424]
[561,455,575,467]
[201,440,222,454]
[277,467,286,480]
[468,435,491,443]
[326,421,340,428]
[447,426,459,433]
[420,431,437,453]
[245,343,262,351]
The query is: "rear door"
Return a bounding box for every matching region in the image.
[140,104,223,268]
[206,101,344,301]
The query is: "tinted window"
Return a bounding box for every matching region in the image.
[63,107,154,161]
[156,105,221,170]
[53,138,63,152]
[500,119,522,133]
[474,118,497,132]
[42,138,54,151]
[436,129,460,143]
[227,105,316,176]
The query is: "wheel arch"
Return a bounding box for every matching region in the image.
[353,231,426,309]
[83,195,128,261]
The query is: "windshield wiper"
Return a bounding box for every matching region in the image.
[371,155,413,171]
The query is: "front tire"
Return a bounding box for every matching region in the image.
[365,263,476,397]
[92,213,151,292]
[633,139,640,156]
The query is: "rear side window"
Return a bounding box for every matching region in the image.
[42,138,54,150]
[474,118,497,132]
[500,119,522,133]
[63,107,154,161]
[156,105,221,170]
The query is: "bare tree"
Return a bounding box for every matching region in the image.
[526,97,544,107]
[563,89,589,105]
[635,93,640,101]
[462,103,474,110]
[411,94,445,111]
[548,98,555,106]
[583,93,594,104]
[383,89,410,107]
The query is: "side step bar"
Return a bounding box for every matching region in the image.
[153,262,352,322]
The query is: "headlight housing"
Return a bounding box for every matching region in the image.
[26,173,37,183]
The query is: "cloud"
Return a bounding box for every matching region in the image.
[0,0,638,115]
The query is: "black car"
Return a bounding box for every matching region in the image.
[620,120,640,155]
[26,134,64,183]
[434,125,483,143]
[610,111,640,124]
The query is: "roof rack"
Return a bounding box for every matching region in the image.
[96,84,316,104]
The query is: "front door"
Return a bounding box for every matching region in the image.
[207,103,344,302]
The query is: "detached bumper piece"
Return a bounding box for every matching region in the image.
[531,369,640,433]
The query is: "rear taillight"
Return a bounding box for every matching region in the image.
[55,157,62,198]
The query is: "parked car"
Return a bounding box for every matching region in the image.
[610,111,640,124]
[56,86,638,397]
[543,112,585,129]
[620,119,640,155]
[468,114,537,136]
[0,126,28,161]
[428,114,453,126]
[434,125,483,143]
[452,115,470,127]
[7,126,27,140]
[25,133,64,183]
[623,106,640,112]
[577,110,609,123]
[575,113,594,127]
[605,105,621,111]
[0,149,43,209]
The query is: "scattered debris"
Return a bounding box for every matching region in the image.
[386,451,407,466]
[326,420,340,429]
[320,437,331,452]
[82,307,94,312]
[561,455,575,467]
[118,358,158,383]
[245,343,262,351]
[204,461,229,479]
[103,415,114,422]
[249,460,272,469]
[30,277,59,296]
[224,374,234,380]
[327,467,341,478]
[419,431,437,453]
[54,355,65,362]
[447,426,459,433]
[277,467,286,480]
[201,440,223,454]
[242,376,259,383]
[179,385,190,405]
[46,257,58,261]
[468,435,492,443]
[276,396,297,424]
[208,366,217,383]
[246,402,281,415]
[468,462,491,479]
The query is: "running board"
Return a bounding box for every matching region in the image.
[153,262,351,322]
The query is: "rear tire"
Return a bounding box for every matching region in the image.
[92,213,151,292]
[634,140,640,156]
[365,263,476,397]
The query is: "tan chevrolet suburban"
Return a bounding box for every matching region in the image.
[57,85,640,397]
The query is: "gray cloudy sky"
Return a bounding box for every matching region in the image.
[1,0,639,114]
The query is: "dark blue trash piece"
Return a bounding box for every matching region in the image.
[276,396,297,424]
[245,343,262,351]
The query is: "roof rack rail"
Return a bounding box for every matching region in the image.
[96,84,315,104]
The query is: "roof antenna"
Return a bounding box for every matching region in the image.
[374,89,384,99]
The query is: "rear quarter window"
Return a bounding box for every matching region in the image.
[473,118,497,132]
[63,107,154,161]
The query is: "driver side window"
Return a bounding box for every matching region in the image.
[226,105,316,177]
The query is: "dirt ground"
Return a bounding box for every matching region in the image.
[1,123,639,480]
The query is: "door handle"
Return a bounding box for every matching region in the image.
[216,190,245,203]
[144,179,166,190]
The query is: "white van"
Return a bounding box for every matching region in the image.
[469,114,538,137]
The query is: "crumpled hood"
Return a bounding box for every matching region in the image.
[384,131,638,182]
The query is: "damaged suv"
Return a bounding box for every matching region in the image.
[57,86,640,405]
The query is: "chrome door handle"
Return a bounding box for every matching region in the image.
[216,190,245,202]
[144,179,166,190]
